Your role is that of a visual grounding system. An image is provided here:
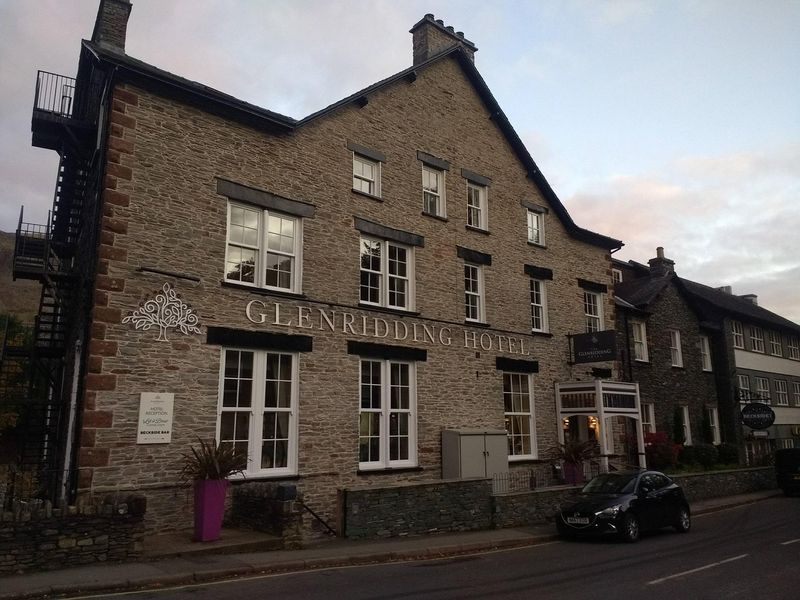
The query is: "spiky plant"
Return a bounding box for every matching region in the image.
[181,438,247,481]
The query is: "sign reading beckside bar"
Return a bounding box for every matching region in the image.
[571,330,617,364]
[137,392,174,444]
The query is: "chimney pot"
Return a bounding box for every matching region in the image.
[740,294,758,306]
[716,286,733,295]
[648,247,675,277]
[410,14,477,65]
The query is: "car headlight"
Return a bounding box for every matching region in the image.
[596,505,621,517]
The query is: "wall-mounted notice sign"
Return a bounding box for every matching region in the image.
[137,392,174,444]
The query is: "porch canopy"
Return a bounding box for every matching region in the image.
[555,380,646,471]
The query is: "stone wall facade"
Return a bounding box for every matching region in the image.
[0,495,144,575]
[618,281,719,445]
[341,478,493,539]
[76,49,618,538]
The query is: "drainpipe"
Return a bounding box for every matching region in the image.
[60,338,82,504]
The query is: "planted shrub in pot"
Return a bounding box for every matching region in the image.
[548,439,600,484]
[181,438,247,542]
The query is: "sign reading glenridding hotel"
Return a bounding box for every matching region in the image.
[245,300,533,356]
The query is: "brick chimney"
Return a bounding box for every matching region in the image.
[716,286,732,295]
[648,247,675,278]
[410,14,477,65]
[91,0,132,53]
[740,294,758,305]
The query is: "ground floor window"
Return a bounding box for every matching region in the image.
[641,403,655,434]
[218,349,298,476]
[706,407,721,445]
[503,372,536,459]
[359,359,417,469]
[681,406,693,446]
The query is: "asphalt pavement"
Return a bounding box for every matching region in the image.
[0,489,781,600]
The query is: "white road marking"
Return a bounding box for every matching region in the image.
[780,538,800,545]
[646,554,749,585]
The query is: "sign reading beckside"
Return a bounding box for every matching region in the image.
[740,402,775,430]
[137,392,174,444]
[571,331,616,364]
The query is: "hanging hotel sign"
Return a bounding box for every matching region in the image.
[570,330,617,364]
[244,300,533,356]
[740,402,775,430]
[137,392,174,444]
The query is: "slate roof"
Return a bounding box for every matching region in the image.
[679,278,800,333]
[81,38,622,250]
[612,259,800,333]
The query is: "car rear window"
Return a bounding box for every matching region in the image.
[582,473,637,494]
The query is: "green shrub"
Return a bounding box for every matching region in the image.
[679,445,698,465]
[692,443,719,469]
[717,443,739,465]
[647,441,679,470]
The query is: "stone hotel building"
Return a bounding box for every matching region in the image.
[14,0,635,534]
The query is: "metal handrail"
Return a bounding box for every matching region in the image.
[34,71,76,118]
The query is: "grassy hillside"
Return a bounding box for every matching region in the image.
[0,231,41,324]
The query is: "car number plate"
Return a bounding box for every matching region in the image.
[566,516,589,525]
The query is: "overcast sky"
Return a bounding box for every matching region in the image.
[1,0,798,322]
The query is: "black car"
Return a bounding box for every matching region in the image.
[556,470,691,542]
[776,448,800,496]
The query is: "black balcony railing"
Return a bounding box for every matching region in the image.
[34,71,76,118]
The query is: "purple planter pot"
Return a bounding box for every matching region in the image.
[563,461,585,485]
[193,479,229,542]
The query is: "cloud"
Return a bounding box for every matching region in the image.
[567,145,800,323]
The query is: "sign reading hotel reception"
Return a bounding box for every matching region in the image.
[137,392,174,444]
[571,331,616,364]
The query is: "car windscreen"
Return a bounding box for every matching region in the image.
[581,473,637,494]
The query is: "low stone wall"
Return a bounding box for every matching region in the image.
[338,468,777,540]
[228,482,304,549]
[671,467,775,501]
[492,486,580,529]
[341,479,492,540]
[0,494,145,575]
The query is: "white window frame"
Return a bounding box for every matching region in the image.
[787,336,800,360]
[503,372,537,460]
[754,376,770,403]
[527,210,545,245]
[464,262,485,323]
[769,331,783,356]
[584,291,603,333]
[793,382,800,406]
[358,359,417,470]
[707,407,721,445]
[225,202,303,293]
[737,374,750,399]
[669,330,684,367]
[217,348,299,478]
[353,153,381,197]
[422,164,446,217]
[359,236,415,311]
[642,403,655,434]
[529,278,548,333]
[466,181,488,230]
[775,380,789,406]
[750,326,765,353]
[681,406,692,446]
[612,268,623,284]
[731,321,744,349]
[700,335,712,371]
[632,320,649,362]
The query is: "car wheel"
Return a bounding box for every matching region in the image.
[620,513,640,543]
[674,506,691,533]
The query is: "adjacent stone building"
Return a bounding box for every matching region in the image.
[614,250,719,450]
[615,250,800,463]
[14,1,628,536]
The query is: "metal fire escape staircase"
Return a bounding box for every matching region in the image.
[5,70,96,500]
